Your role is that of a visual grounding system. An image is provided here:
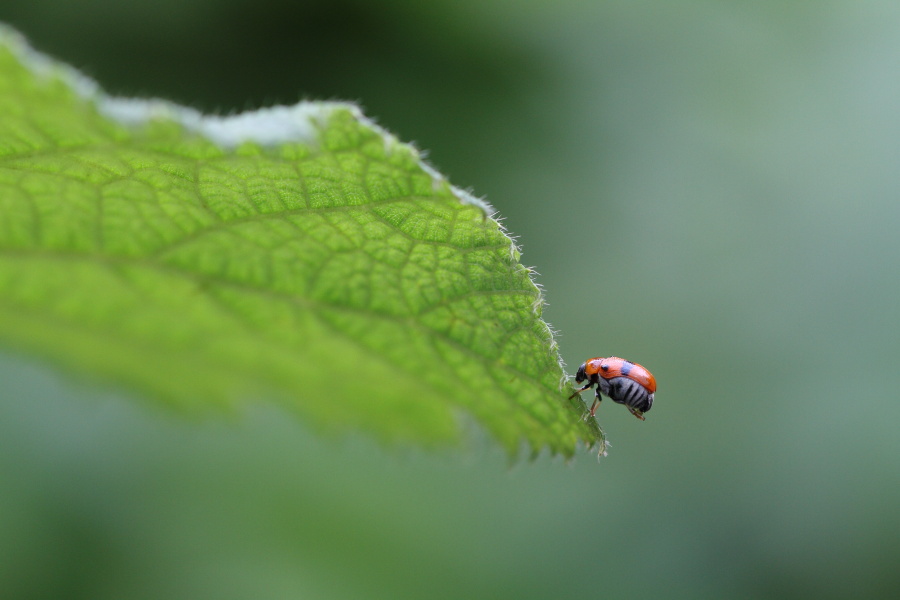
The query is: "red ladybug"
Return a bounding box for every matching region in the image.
[569,357,657,421]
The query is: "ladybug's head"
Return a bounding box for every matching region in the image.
[574,362,587,383]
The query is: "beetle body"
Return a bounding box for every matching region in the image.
[570,356,656,421]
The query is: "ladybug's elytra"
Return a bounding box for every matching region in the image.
[569,357,656,421]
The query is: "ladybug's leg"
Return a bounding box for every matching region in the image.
[570,382,596,421]
[588,389,604,417]
[627,406,646,421]
[568,382,594,400]
[581,397,600,422]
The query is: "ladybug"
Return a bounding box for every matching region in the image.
[569,357,657,421]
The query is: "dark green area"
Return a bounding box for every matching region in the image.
[2,1,900,599]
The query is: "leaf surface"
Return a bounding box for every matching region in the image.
[0,27,603,456]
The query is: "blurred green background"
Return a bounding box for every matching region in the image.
[2,0,900,598]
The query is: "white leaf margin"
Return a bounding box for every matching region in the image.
[0,22,493,214]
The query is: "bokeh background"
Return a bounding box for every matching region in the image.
[2,1,900,598]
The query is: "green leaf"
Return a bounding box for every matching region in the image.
[0,25,603,457]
